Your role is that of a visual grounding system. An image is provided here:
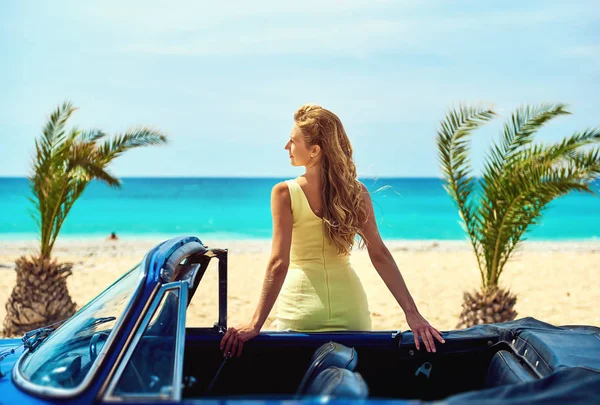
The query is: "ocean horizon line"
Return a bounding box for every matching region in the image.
[0,175,446,180]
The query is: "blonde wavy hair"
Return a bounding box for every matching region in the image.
[294,104,369,255]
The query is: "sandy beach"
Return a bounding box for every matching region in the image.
[1,238,599,337]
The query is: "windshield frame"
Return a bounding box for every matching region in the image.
[12,253,150,399]
[103,281,187,402]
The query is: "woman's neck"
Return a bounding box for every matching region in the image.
[303,162,321,179]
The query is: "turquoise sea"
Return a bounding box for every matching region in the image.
[1,177,599,241]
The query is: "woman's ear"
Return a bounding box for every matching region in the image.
[311,145,321,157]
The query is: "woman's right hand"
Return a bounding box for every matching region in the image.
[405,311,445,353]
[220,324,260,357]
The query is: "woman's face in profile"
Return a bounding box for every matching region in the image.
[285,126,311,167]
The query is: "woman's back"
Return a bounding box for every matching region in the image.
[275,178,371,332]
[286,178,350,267]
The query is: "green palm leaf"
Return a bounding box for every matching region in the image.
[436,104,496,283]
[437,103,600,291]
[80,129,108,143]
[98,128,168,163]
[490,162,597,285]
[29,102,168,257]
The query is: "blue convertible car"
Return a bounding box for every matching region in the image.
[1,236,599,404]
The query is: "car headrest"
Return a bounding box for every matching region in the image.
[297,341,358,395]
[485,350,536,387]
[305,366,369,399]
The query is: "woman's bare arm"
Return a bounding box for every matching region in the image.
[221,182,293,356]
[360,183,445,352]
[249,182,293,330]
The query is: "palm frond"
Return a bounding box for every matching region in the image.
[98,128,168,163]
[500,103,569,161]
[28,102,168,258]
[30,103,78,238]
[80,129,108,143]
[478,105,570,275]
[493,160,598,284]
[69,143,121,188]
[510,128,600,180]
[438,103,600,292]
[565,147,600,180]
[480,129,599,288]
[436,104,496,285]
[480,104,570,197]
[40,101,78,152]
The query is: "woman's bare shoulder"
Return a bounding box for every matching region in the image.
[358,181,371,199]
[271,182,291,200]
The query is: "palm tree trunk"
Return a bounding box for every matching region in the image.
[3,256,77,337]
[457,286,517,329]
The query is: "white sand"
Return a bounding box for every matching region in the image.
[1,238,599,337]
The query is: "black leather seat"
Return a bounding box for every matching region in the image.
[296,342,358,395]
[485,350,536,387]
[305,366,369,399]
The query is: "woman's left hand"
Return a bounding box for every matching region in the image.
[220,324,260,357]
[405,311,445,353]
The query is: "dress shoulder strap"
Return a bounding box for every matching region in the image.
[284,179,302,215]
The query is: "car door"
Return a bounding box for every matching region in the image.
[101,282,187,403]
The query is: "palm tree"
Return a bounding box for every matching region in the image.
[436,103,600,328]
[3,101,168,336]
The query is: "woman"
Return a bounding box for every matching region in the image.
[220,104,445,357]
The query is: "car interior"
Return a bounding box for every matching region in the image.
[9,239,595,404]
[181,331,539,400]
[171,244,540,401]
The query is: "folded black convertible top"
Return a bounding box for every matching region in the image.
[431,317,600,404]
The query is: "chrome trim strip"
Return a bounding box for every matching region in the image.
[218,250,228,329]
[172,281,188,402]
[97,282,161,398]
[104,282,182,402]
[186,263,201,290]
[12,252,152,399]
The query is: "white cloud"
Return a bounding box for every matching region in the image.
[9,0,587,58]
[80,0,403,33]
[565,45,600,58]
[122,19,418,57]
[110,3,597,57]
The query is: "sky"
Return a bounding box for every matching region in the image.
[1,0,598,178]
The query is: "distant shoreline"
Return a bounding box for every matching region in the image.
[1,232,599,243]
[1,237,599,256]
[0,176,450,180]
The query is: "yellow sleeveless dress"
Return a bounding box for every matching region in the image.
[275,178,372,332]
